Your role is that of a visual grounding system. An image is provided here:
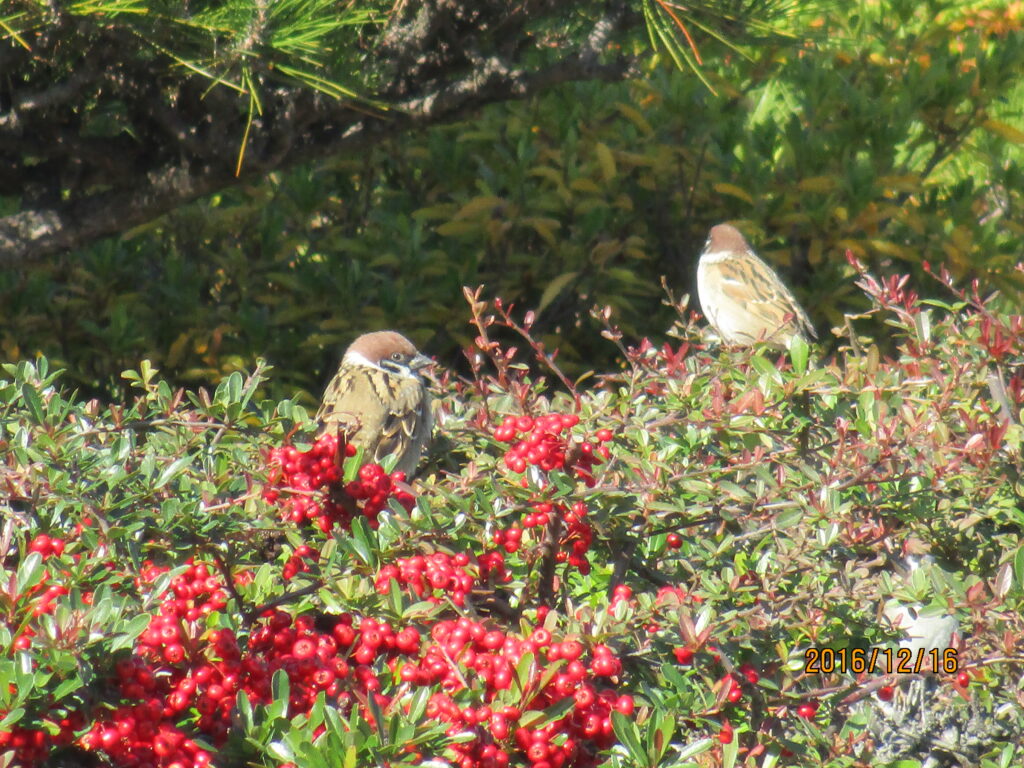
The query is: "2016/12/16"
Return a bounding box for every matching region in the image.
[804,647,959,675]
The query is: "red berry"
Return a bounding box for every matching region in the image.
[613,695,634,715]
[739,663,759,684]
[673,647,694,665]
[796,702,818,719]
[718,719,733,744]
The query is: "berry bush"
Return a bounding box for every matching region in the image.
[3,261,1024,767]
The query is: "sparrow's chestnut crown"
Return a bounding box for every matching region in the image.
[705,223,752,254]
[344,331,431,377]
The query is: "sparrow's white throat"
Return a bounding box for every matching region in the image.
[700,249,743,264]
[343,351,378,369]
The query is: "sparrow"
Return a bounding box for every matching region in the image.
[316,331,433,478]
[882,601,960,656]
[696,223,816,348]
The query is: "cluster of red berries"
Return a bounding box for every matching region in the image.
[104,602,637,768]
[27,533,67,558]
[150,561,228,627]
[493,414,610,486]
[11,534,78,650]
[78,575,408,767]
[80,697,213,768]
[1,535,87,764]
[344,462,416,523]
[399,617,632,768]
[491,499,594,575]
[245,612,413,715]
[265,434,414,532]
[558,501,593,574]
[73,562,239,765]
[282,543,318,581]
[607,584,634,615]
[0,725,64,767]
[376,551,502,606]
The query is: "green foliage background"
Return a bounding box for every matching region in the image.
[2,0,1023,404]
[5,265,1024,765]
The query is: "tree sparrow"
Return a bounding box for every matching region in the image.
[696,224,816,348]
[316,331,433,478]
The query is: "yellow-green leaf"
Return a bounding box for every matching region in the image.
[983,119,1024,144]
[712,182,753,204]
[590,240,622,264]
[869,239,913,259]
[569,178,603,194]
[453,196,504,220]
[522,217,561,248]
[412,204,458,221]
[797,175,838,193]
[436,220,482,237]
[529,166,565,186]
[877,174,923,192]
[595,142,617,182]
[538,272,580,313]
[614,102,654,135]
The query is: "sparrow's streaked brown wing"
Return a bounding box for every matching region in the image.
[717,252,816,342]
[373,375,432,475]
[316,366,431,476]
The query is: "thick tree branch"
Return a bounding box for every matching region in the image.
[0,2,643,262]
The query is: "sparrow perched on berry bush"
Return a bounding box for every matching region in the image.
[696,223,816,348]
[316,331,432,478]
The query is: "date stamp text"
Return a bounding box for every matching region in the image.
[804,647,959,675]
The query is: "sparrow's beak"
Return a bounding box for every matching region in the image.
[410,353,434,371]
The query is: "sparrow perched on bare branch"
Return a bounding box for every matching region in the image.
[696,224,816,348]
[316,331,433,478]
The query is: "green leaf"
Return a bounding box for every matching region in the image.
[236,689,255,730]
[518,696,573,730]
[111,613,152,651]
[611,711,646,765]
[52,677,84,700]
[0,708,25,730]
[269,669,290,720]
[676,737,714,759]
[155,455,191,490]
[20,383,44,424]
[648,709,676,763]
[538,272,580,314]
[347,517,378,570]
[723,728,739,766]
[983,119,1024,144]
[514,652,536,697]
[407,686,431,721]
[16,552,45,594]
[268,741,294,761]
[789,334,809,376]
[388,578,404,616]
[366,689,385,740]
[1014,546,1024,592]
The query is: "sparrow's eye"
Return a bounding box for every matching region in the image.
[391,352,404,361]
